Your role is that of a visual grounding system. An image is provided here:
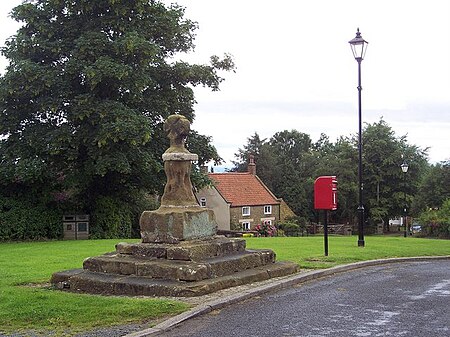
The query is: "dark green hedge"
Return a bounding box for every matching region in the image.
[89,196,134,239]
[0,192,159,241]
[0,196,62,241]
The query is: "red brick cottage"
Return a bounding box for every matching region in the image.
[196,159,283,231]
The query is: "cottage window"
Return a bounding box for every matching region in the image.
[264,205,272,214]
[264,220,272,226]
[242,222,251,231]
[242,206,250,216]
[200,197,207,207]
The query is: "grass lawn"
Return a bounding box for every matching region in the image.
[0,239,189,336]
[245,235,450,268]
[0,236,448,335]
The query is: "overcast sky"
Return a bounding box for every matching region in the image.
[1,0,449,167]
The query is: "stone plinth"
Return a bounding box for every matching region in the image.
[51,260,298,297]
[140,206,217,243]
[115,236,246,260]
[51,236,299,297]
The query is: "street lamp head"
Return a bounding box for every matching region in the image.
[401,161,409,173]
[349,28,369,61]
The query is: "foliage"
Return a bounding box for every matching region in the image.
[187,130,223,166]
[361,119,428,227]
[89,196,134,239]
[232,132,267,172]
[268,130,316,219]
[413,161,450,213]
[0,195,62,241]
[278,216,309,236]
[277,222,300,237]
[233,119,430,230]
[0,0,233,239]
[254,222,277,237]
[313,135,358,224]
[187,130,223,191]
[417,199,450,238]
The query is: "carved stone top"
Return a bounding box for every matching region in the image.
[164,114,191,154]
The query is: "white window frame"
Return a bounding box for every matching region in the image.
[200,197,207,207]
[264,205,272,215]
[242,222,251,231]
[242,206,251,216]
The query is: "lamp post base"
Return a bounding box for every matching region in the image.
[358,239,365,247]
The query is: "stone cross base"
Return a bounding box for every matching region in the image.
[140,206,217,243]
[51,236,299,297]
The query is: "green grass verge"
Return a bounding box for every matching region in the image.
[245,235,450,269]
[0,239,189,336]
[0,236,448,335]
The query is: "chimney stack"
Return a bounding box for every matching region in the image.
[248,155,256,175]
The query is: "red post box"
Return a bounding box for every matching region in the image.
[314,176,337,210]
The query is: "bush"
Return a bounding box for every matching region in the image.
[279,216,309,237]
[89,193,159,239]
[417,199,450,239]
[254,223,277,237]
[89,196,135,239]
[0,196,62,241]
[278,222,302,237]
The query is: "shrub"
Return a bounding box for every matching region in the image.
[89,196,134,239]
[0,196,62,241]
[417,199,450,239]
[254,223,277,237]
[89,193,159,239]
[278,222,301,237]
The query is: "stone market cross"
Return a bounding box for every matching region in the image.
[51,114,298,297]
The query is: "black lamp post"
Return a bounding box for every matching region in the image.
[349,28,368,247]
[401,161,409,237]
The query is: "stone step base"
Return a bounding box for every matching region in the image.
[115,236,246,261]
[83,249,275,282]
[51,261,299,297]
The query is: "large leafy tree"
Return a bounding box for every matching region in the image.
[267,130,316,219]
[0,0,233,238]
[232,132,267,172]
[361,119,428,229]
[413,161,450,212]
[231,132,276,189]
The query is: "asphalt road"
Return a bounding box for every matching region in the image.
[158,260,450,337]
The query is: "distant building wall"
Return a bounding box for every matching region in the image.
[279,199,296,221]
[196,187,230,231]
[230,204,280,230]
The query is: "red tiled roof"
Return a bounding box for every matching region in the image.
[209,172,280,207]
